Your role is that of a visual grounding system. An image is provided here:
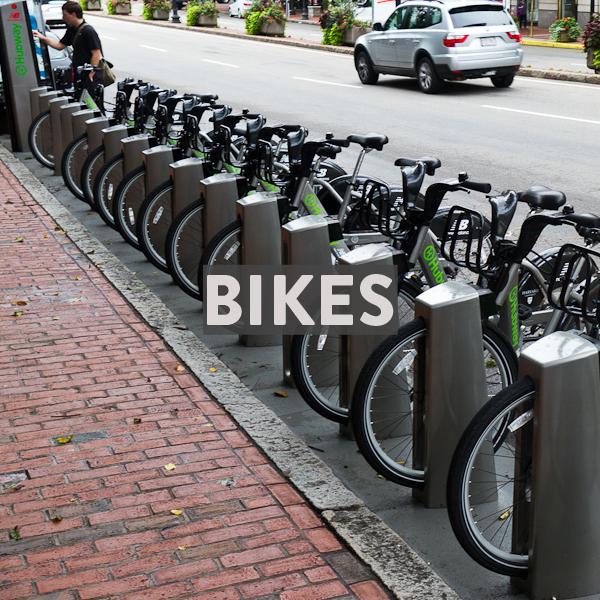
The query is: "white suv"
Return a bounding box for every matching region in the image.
[354,0,523,93]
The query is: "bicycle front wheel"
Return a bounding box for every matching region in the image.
[61,133,88,202]
[137,180,174,272]
[197,220,243,299]
[113,165,146,249]
[289,279,421,424]
[350,317,518,488]
[93,153,124,229]
[81,146,105,209]
[165,198,206,300]
[447,377,535,577]
[28,110,54,169]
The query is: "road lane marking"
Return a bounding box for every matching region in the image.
[102,35,117,40]
[482,105,600,125]
[140,45,167,52]
[293,77,362,89]
[202,59,240,68]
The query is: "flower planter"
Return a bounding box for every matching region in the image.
[152,8,169,19]
[342,26,370,46]
[587,48,599,72]
[197,14,218,26]
[87,0,101,10]
[114,3,131,13]
[307,6,321,18]
[259,21,285,35]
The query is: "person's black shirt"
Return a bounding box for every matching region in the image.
[60,21,101,69]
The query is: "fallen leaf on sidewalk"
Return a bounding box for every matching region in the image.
[209,368,217,372]
[175,365,185,372]
[164,463,176,471]
[85,250,95,255]
[178,545,187,550]
[5,200,13,204]
[274,391,288,397]
[68,298,82,303]
[133,417,142,424]
[53,317,60,321]
[56,435,73,444]
[499,509,510,520]
[14,237,24,242]
[220,477,234,488]
[170,510,182,515]
[12,301,27,306]
[50,516,63,523]
[12,311,24,317]
[204,423,214,427]
[9,526,20,540]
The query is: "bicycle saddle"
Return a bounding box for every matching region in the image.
[517,185,566,210]
[347,133,388,151]
[395,157,441,176]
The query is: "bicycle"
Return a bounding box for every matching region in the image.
[349,184,598,489]
[28,64,102,170]
[446,230,600,578]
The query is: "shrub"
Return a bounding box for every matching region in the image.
[319,0,370,45]
[245,0,286,35]
[107,0,131,13]
[549,16,582,41]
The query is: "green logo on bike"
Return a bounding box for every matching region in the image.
[509,286,519,347]
[423,245,444,284]
[12,24,27,76]
[303,193,322,215]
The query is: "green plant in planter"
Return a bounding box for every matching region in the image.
[143,0,172,17]
[107,0,131,14]
[582,13,600,70]
[187,1,219,24]
[549,16,582,41]
[319,0,370,46]
[245,0,286,35]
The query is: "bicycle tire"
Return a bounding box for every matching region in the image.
[93,153,124,229]
[136,180,173,272]
[81,146,105,209]
[165,198,205,300]
[28,110,54,169]
[61,133,88,202]
[350,317,518,488]
[197,220,243,300]
[289,279,422,424]
[446,376,535,577]
[113,165,146,249]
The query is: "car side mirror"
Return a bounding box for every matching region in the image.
[373,22,384,31]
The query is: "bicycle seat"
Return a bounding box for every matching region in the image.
[395,157,441,176]
[209,105,232,130]
[286,127,308,166]
[517,185,566,210]
[347,133,388,151]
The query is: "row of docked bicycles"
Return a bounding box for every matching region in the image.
[28,68,600,581]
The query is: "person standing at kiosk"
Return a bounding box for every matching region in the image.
[33,1,102,92]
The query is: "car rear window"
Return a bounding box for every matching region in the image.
[449,5,513,27]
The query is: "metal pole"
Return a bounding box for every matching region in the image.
[171,0,180,23]
[301,0,308,20]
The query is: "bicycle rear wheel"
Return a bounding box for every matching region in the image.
[93,153,124,229]
[447,376,535,577]
[81,146,105,209]
[289,279,421,424]
[350,317,518,488]
[61,133,88,202]
[137,180,173,272]
[113,165,146,249]
[165,198,205,300]
[28,110,54,169]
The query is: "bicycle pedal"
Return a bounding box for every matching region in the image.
[518,304,533,320]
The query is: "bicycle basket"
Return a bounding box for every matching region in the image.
[440,206,494,276]
[355,179,407,240]
[547,244,600,326]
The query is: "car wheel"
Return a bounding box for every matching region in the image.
[417,57,443,94]
[355,51,379,85]
[490,73,515,88]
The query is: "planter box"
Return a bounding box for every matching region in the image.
[307,6,321,18]
[87,0,101,10]
[587,48,600,72]
[114,3,130,13]
[197,14,218,26]
[152,8,169,19]
[342,27,371,46]
[259,21,285,35]
[558,29,574,42]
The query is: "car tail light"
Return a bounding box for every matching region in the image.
[507,32,521,42]
[443,34,469,47]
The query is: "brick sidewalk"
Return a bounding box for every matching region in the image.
[0,157,392,600]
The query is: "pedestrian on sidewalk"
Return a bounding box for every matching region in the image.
[517,0,526,29]
[33,1,104,94]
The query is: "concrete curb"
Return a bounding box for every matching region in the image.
[89,12,600,83]
[0,142,463,600]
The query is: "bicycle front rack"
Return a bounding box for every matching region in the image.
[356,179,408,241]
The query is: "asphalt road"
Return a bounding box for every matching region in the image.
[32,13,600,600]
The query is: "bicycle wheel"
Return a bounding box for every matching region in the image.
[350,317,518,488]
[137,180,173,272]
[447,376,535,577]
[28,110,54,169]
[113,165,146,249]
[197,220,243,299]
[61,133,88,202]
[165,198,205,300]
[289,279,421,424]
[81,146,105,209]
[93,153,124,229]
